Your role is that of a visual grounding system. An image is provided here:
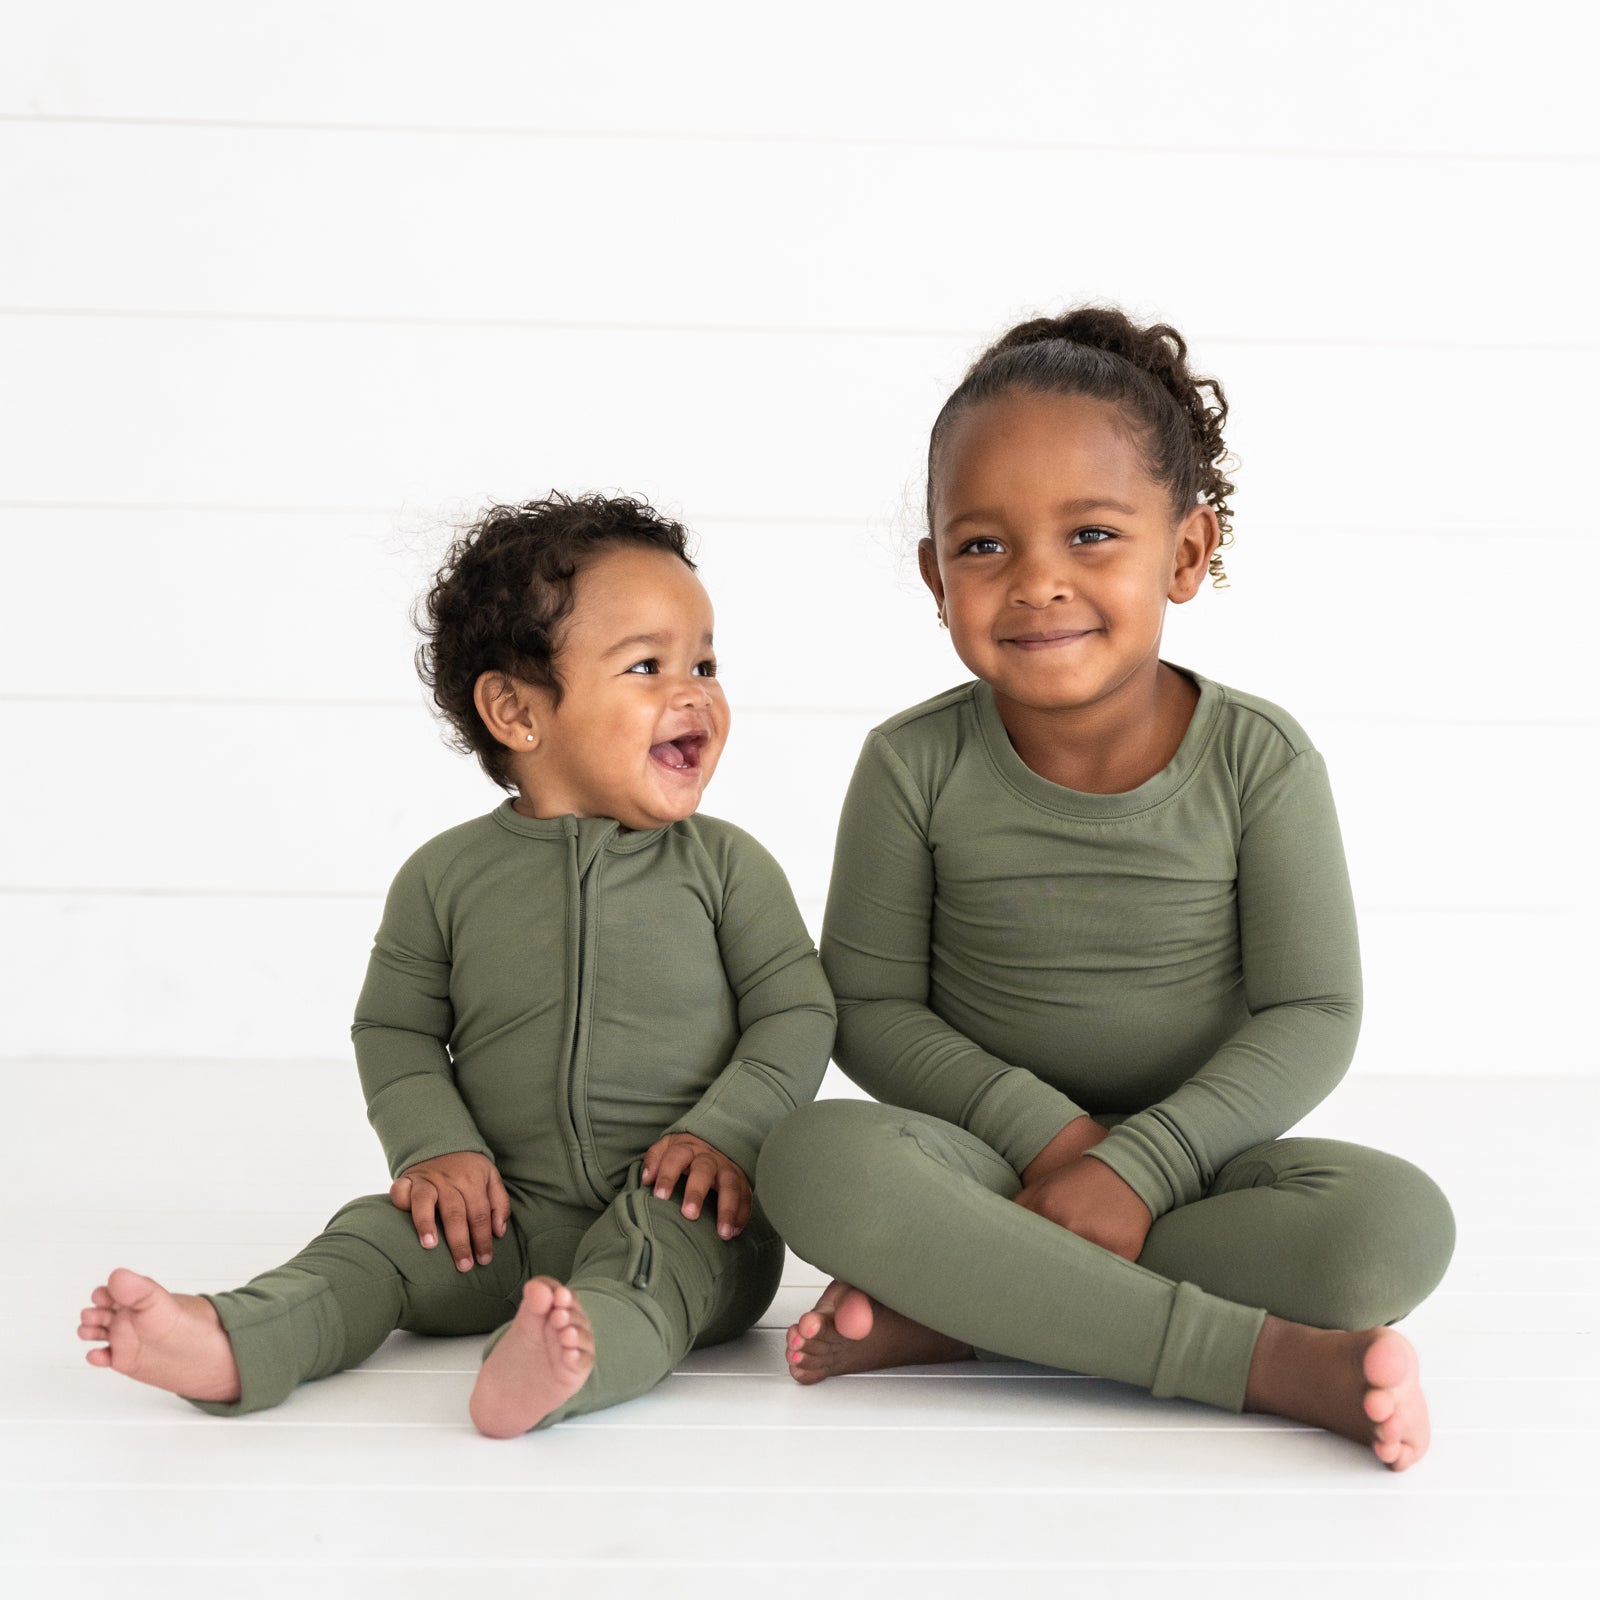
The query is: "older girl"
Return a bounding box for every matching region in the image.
[757,307,1454,1470]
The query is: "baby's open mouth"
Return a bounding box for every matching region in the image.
[649,734,705,774]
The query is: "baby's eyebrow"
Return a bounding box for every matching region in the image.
[602,631,715,657]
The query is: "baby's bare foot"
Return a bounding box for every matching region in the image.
[76,1268,241,1403]
[786,1279,972,1385]
[1246,1316,1430,1471]
[470,1277,594,1438]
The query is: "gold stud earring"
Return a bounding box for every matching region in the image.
[936,607,948,629]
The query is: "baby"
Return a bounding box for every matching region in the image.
[78,493,835,1435]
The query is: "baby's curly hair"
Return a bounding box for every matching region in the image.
[928,305,1236,585]
[415,493,696,790]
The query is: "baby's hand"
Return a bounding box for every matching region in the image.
[390,1151,510,1272]
[640,1133,751,1241]
[1013,1156,1152,1263]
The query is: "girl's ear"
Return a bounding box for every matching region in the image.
[917,537,948,614]
[1168,506,1222,604]
[473,671,545,753]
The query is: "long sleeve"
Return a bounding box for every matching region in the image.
[663,830,836,1179]
[1088,749,1362,1217]
[351,849,494,1177]
[822,732,1088,1172]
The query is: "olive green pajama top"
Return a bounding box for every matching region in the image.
[820,670,1362,1216]
[355,802,836,1197]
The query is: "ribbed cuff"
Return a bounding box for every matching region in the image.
[1148,1281,1266,1413]
[970,1072,1089,1174]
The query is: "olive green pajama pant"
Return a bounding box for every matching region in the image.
[194,1169,784,1425]
[757,1100,1455,1412]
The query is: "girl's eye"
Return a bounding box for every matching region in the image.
[957,536,1004,556]
[1071,527,1115,546]
[693,660,718,678]
[624,659,659,675]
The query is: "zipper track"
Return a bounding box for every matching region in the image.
[624,1192,655,1290]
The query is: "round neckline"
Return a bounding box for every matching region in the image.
[490,801,669,852]
[973,665,1221,821]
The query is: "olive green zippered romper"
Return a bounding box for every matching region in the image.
[758,671,1454,1411]
[195,804,835,1423]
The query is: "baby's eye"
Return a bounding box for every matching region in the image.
[957,536,1004,556]
[1071,527,1115,546]
[624,659,660,675]
[693,659,718,678]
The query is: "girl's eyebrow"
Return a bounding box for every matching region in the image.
[945,496,1138,533]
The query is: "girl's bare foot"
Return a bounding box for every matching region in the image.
[470,1277,594,1438]
[786,1280,972,1384]
[1245,1316,1430,1470]
[77,1268,242,1403]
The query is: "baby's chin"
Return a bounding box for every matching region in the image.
[617,780,711,831]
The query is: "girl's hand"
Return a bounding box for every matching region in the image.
[390,1151,510,1272]
[641,1133,752,1241]
[1022,1114,1109,1185]
[1014,1156,1153,1262]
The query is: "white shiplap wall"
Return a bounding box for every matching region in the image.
[3,0,1595,1100]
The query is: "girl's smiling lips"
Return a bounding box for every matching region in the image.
[1001,628,1098,650]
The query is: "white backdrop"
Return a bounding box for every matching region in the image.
[4,2,1595,1136]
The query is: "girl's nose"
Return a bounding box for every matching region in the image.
[1012,556,1072,606]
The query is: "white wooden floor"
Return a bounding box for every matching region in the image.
[4,1073,1597,1596]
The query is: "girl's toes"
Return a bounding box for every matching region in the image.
[797,1312,823,1339]
[1374,1435,1402,1465]
[1364,1387,1397,1423]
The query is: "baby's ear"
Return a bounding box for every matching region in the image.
[1168,506,1221,604]
[473,671,544,752]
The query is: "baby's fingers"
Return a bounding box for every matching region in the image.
[714,1165,752,1239]
[488,1166,511,1241]
[407,1178,440,1249]
[435,1189,477,1272]
[678,1152,721,1223]
[463,1185,497,1268]
[640,1138,670,1188]
[651,1145,693,1202]
[389,1176,413,1213]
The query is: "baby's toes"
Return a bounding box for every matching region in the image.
[1364,1386,1397,1424]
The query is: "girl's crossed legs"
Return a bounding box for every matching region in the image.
[757,1099,1454,1468]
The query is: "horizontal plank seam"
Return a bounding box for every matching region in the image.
[4,111,1597,167]
[2,305,1597,354]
